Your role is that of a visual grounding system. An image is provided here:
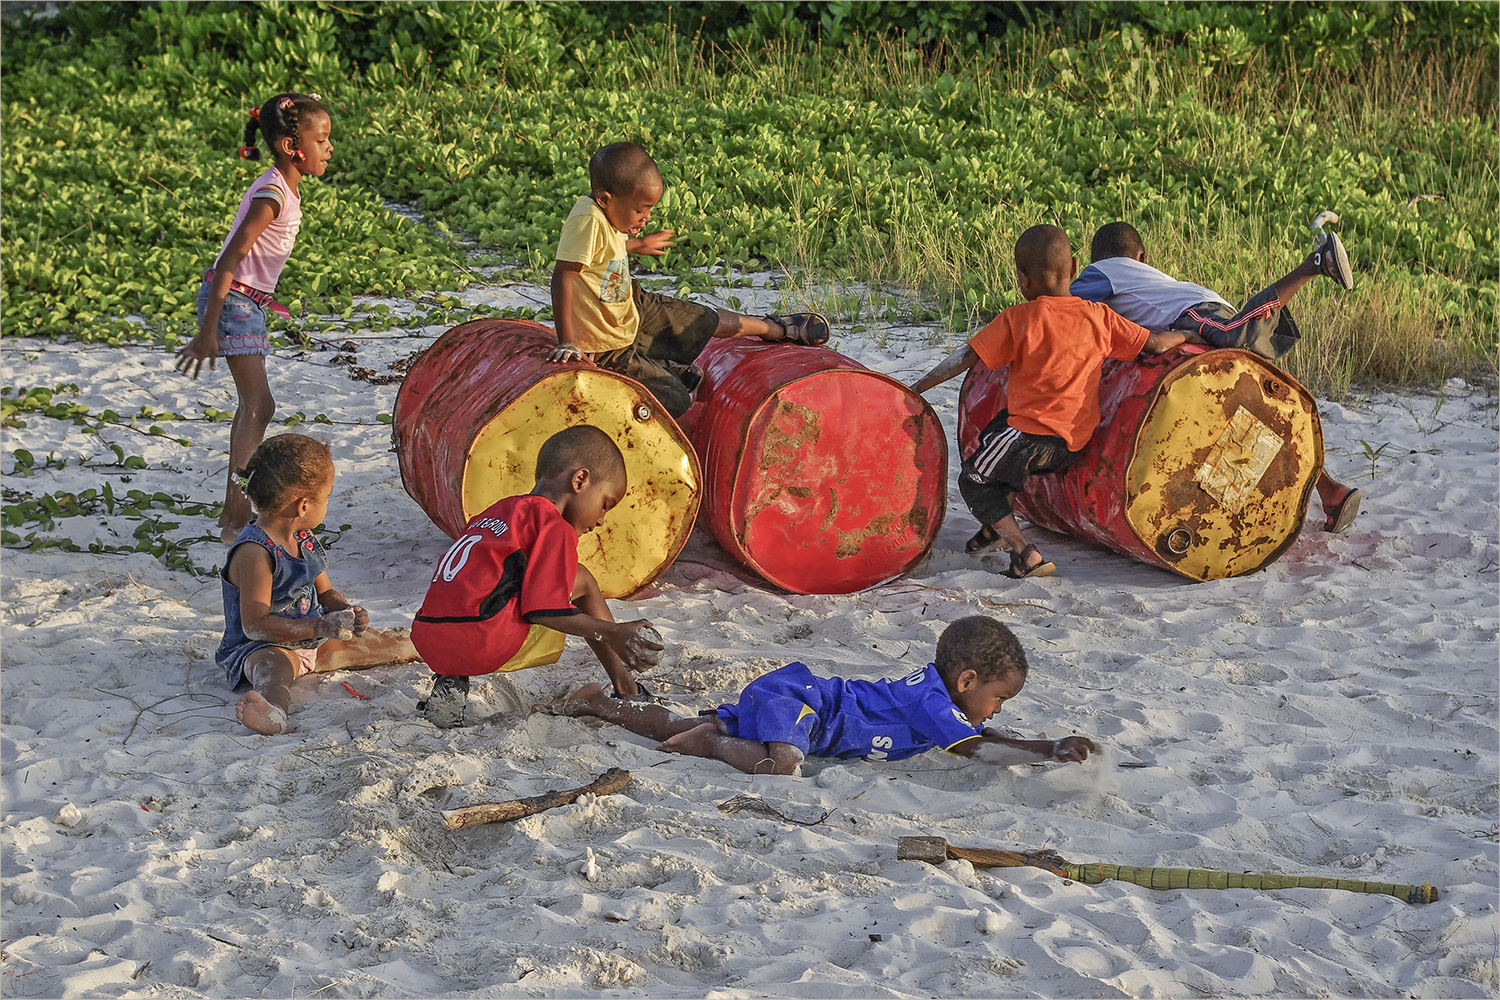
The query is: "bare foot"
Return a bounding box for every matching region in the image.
[657,720,721,758]
[532,682,610,718]
[221,525,243,546]
[236,690,293,735]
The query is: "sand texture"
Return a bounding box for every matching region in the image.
[3,293,1497,998]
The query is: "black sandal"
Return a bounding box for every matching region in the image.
[610,681,661,705]
[769,312,831,346]
[665,362,704,392]
[1004,544,1056,580]
[965,524,1008,555]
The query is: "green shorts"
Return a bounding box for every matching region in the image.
[591,284,721,417]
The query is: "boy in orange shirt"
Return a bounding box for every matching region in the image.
[911,225,1186,579]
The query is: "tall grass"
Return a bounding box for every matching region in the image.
[6,12,1493,396]
[653,30,1497,396]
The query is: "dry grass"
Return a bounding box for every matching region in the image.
[545,25,1499,392]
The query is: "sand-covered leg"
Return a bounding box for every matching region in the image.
[534,682,613,717]
[313,626,420,672]
[659,725,803,775]
[535,683,699,741]
[238,647,300,735]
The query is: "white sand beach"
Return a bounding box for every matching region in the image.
[3,283,1497,999]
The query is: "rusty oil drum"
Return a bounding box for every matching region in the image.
[958,346,1321,580]
[685,338,947,594]
[393,319,701,598]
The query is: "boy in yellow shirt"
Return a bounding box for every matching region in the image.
[549,141,830,417]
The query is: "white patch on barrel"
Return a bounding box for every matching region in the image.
[1194,406,1283,512]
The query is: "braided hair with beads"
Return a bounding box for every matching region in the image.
[236,434,334,514]
[239,92,327,162]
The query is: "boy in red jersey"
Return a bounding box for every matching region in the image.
[412,425,663,728]
[911,225,1186,579]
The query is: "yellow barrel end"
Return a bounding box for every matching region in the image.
[459,369,701,599]
[1126,352,1322,580]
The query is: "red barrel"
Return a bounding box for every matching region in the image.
[684,338,947,594]
[393,319,701,599]
[958,346,1322,580]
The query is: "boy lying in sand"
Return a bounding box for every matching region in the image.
[536,616,1094,775]
[413,425,663,729]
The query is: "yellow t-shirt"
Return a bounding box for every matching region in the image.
[554,195,639,353]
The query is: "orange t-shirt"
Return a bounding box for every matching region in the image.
[967,296,1150,451]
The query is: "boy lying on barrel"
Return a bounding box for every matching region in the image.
[1073,219,1362,533]
[535,616,1094,775]
[413,425,663,728]
[910,225,1185,579]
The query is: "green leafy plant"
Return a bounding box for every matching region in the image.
[1359,439,1391,480]
[1,484,222,574]
[2,2,1495,395]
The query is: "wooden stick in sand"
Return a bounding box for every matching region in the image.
[441,768,631,830]
[897,836,1439,905]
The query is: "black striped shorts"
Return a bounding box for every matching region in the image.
[958,410,1080,525]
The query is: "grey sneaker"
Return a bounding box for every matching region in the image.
[1313,231,1354,291]
[423,673,469,729]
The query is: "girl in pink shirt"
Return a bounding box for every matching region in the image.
[176,92,334,544]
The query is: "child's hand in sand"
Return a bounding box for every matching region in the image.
[350,605,369,636]
[618,622,664,672]
[314,609,357,641]
[1052,736,1098,763]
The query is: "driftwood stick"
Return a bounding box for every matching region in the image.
[897,836,950,864]
[895,836,1439,904]
[441,768,632,830]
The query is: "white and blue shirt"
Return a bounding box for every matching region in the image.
[1071,257,1231,332]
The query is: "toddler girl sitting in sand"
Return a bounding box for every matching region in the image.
[217,434,419,735]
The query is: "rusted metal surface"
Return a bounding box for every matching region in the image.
[958,346,1321,580]
[686,338,947,594]
[393,319,701,598]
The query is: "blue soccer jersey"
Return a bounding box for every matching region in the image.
[715,662,983,762]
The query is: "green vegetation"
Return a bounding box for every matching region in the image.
[3,1,1495,396]
[0,484,222,573]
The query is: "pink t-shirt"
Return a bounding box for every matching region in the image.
[216,167,301,293]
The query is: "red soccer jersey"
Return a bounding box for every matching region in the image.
[412,495,580,677]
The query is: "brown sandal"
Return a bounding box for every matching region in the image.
[1005,544,1056,580]
[769,312,831,346]
[1323,487,1361,533]
[965,524,1008,555]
